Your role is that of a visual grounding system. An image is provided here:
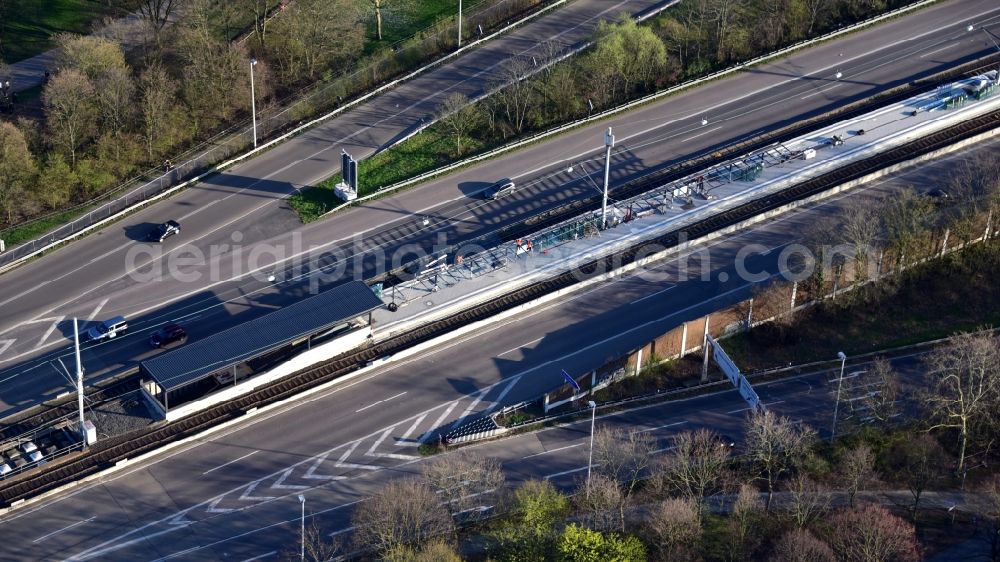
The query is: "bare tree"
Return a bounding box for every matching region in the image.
[826,504,921,562]
[785,475,831,528]
[95,66,135,160]
[658,428,730,508]
[744,410,817,510]
[56,34,127,80]
[924,332,1000,473]
[351,477,455,556]
[284,518,342,562]
[887,434,948,520]
[770,528,835,562]
[0,122,37,224]
[882,188,935,268]
[862,358,900,425]
[421,452,504,524]
[138,63,176,160]
[491,57,535,135]
[436,93,480,156]
[43,69,98,167]
[802,0,831,35]
[137,0,179,43]
[384,539,463,562]
[592,426,656,495]
[648,496,702,562]
[266,0,363,85]
[727,482,764,561]
[841,202,882,282]
[840,444,876,508]
[980,475,1000,562]
[574,473,628,533]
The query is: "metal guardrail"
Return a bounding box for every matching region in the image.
[3,103,998,507]
[0,0,568,273]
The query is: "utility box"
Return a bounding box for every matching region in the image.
[83,419,97,445]
[803,148,817,160]
[334,182,357,202]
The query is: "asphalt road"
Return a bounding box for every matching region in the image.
[0,138,994,561]
[0,0,997,417]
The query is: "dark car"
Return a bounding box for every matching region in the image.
[150,324,188,349]
[148,220,181,242]
[926,188,949,200]
[483,178,515,200]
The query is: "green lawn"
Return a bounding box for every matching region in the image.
[290,126,479,223]
[0,0,134,64]
[366,0,489,48]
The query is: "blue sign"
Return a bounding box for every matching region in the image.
[561,369,580,391]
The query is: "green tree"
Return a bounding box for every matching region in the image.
[555,524,646,562]
[56,34,127,80]
[0,122,37,224]
[266,0,363,86]
[489,480,569,562]
[436,93,480,156]
[36,154,76,211]
[385,539,463,562]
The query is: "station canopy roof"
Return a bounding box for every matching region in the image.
[141,281,382,392]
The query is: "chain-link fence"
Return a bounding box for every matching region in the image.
[0,0,558,270]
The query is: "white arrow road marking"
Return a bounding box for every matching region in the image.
[394,413,427,447]
[238,480,276,502]
[335,440,380,471]
[366,429,420,461]
[270,468,308,490]
[302,452,347,481]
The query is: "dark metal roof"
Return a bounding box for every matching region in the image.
[141,281,382,392]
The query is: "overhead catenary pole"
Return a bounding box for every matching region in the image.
[600,127,614,227]
[250,58,258,148]
[586,400,597,497]
[74,318,86,447]
[831,352,847,439]
[457,0,462,48]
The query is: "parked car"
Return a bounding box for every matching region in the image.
[148,220,181,242]
[85,316,128,342]
[0,462,10,479]
[150,324,188,349]
[926,188,950,200]
[483,178,515,200]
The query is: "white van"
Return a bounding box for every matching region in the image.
[86,316,128,342]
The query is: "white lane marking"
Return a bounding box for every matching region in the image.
[451,376,519,430]
[631,283,677,305]
[919,42,957,58]
[32,516,96,543]
[270,467,308,490]
[202,451,258,476]
[497,336,544,357]
[35,315,66,350]
[0,340,14,358]
[522,443,584,460]
[241,552,276,562]
[419,400,462,444]
[635,421,686,433]
[394,413,427,446]
[335,439,380,471]
[684,125,723,141]
[329,526,356,538]
[355,391,407,413]
[726,399,785,415]
[544,465,589,480]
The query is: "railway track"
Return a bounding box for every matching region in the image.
[3,61,1000,508]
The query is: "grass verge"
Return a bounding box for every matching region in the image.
[289,127,484,222]
[0,0,133,64]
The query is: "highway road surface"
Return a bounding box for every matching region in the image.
[0,137,994,561]
[0,0,996,418]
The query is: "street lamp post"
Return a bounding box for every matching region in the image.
[601,128,614,229]
[831,352,847,439]
[250,58,258,148]
[297,494,306,562]
[586,400,597,497]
